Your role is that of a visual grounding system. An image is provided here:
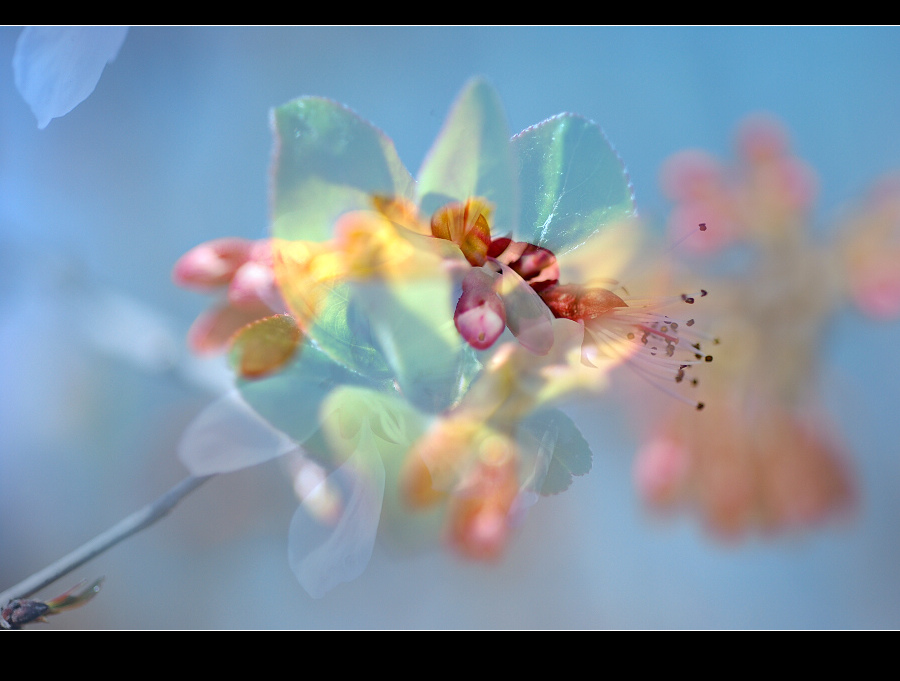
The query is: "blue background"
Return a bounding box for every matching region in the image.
[1,26,899,628]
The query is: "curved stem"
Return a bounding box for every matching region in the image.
[0,474,214,606]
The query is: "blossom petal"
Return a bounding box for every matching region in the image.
[173,237,255,291]
[13,26,127,129]
[417,78,517,237]
[495,263,554,355]
[178,389,297,475]
[513,113,635,256]
[287,432,386,598]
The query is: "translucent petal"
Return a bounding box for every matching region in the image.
[287,438,385,599]
[178,389,297,475]
[513,113,636,256]
[495,263,554,355]
[13,26,127,129]
[417,78,518,237]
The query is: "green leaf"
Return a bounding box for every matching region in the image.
[269,97,417,378]
[302,284,394,380]
[417,78,518,238]
[237,338,381,447]
[513,113,636,257]
[519,408,593,496]
[352,276,472,414]
[271,97,415,243]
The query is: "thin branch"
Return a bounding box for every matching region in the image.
[0,474,214,606]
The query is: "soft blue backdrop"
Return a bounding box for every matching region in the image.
[2,26,899,628]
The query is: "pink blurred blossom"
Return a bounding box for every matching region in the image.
[172,237,284,354]
[634,114,899,538]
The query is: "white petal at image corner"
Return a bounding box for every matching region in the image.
[13,26,128,129]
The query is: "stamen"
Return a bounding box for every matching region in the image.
[666,221,713,253]
[580,305,711,411]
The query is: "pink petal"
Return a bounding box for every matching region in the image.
[228,260,279,310]
[454,268,506,350]
[172,238,255,290]
[496,263,554,355]
[187,303,272,354]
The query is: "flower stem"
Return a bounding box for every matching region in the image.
[0,474,213,606]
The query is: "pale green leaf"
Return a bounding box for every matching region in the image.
[236,338,380,447]
[513,113,636,257]
[270,97,415,243]
[417,78,518,238]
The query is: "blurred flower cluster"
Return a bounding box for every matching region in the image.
[634,115,900,538]
[173,79,715,596]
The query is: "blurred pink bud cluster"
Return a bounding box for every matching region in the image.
[661,115,818,253]
[840,175,900,320]
[634,114,900,538]
[172,237,284,354]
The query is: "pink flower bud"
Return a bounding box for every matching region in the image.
[634,436,691,506]
[446,452,519,561]
[454,267,507,350]
[228,260,278,310]
[172,237,255,290]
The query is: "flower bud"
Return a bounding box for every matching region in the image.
[454,267,507,350]
[172,237,255,289]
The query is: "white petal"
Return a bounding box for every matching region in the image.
[288,439,385,598]
[496,262,555,355]
[13,26,128,129]
[178,389,296,475]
